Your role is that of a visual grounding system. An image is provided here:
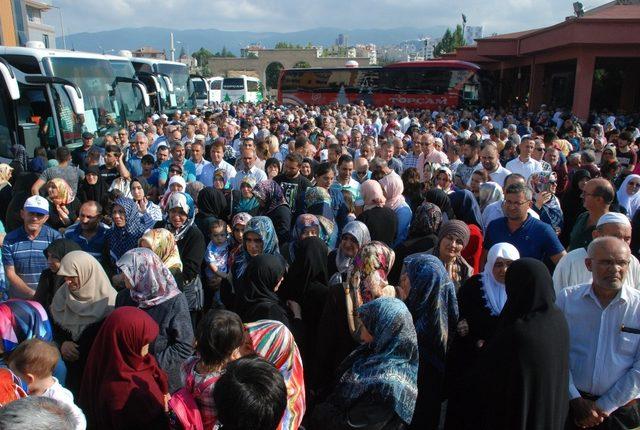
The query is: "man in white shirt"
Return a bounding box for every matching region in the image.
[190,137,211,181]
[199,139,237,187]
[230,147,267,190]
[477,144,511,187]
[557,237,640,429]
[505,136,543,181]
[553,212,640,293]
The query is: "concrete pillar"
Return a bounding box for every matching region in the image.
[571,53,595,121]
[529,60,545,110]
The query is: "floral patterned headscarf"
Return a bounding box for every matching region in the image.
[348,241,396,305]
[140,228,183,271]
[47,178,75,205]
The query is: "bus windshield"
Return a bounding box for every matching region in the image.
[109,59,146,123]
[48,57,123,146]
[157,63,194,111]
[192,79,207,99]
[223,78,244,90]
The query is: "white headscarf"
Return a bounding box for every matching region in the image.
[617,174,640,219]
[482,243,520,316]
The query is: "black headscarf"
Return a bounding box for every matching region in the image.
[450,189,483,229]
[196,186,228,219]
[43,239,82,260]
[466,258,569,430]
[235,254,288,325]
[78,165,107,205]
[424,188,455,221]
[560,169,591,246]
[283,236,329,305]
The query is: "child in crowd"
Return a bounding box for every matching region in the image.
[180,310,245,429]
[205,219,231,290]
[8,339,86,430]
[341,189,357,223]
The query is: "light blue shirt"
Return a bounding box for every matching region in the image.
[556,283,640,414]
[230,166,267,190]
[199,160,237,187]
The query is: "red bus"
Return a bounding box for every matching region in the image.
[277,60,481,109]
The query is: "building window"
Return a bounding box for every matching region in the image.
[43,34,49,48]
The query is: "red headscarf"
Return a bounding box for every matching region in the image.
[80,306,168,430]
[462,224,484,274]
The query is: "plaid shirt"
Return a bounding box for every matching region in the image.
[2,225,61,298]
[403,152,420,170]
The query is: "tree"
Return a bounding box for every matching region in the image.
[274,41,304,49]
[213,46,236,58]
[434,24,465,57]
[265,62,284,90]
[192,47,214,75]
[293,61,310,68]
[247,52,258,59]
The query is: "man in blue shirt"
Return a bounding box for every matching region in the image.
[64,201,109,264]
[158,140,197,187]
[2,195,61,299]
[484,182,566,265]
[126,131,153,177]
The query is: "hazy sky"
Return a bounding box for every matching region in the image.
[50,0,611,36]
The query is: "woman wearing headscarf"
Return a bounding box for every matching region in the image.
[159,175,186,210]
[312,297,419,430]
[50,251,117,395]
[0,300,65,383]
[253,179,292,244]
[314,241,396,394]
[227,212,252,273]
[231,176,261,217]
[357,179,397,247]
[327,221,371,285]
[446,243,520,428]
[115,248,194,393]
[244,320,305,430]
[130,177,162,222]
[478,181,503,212]
[533,174,564,230]
[80,307,170,430]
[428,220,474,291]
[159,192,206,323]
[0,164,13,226]
[379,172,413,247]
[398,254,458,430]
[450,189,483,229]
[388,202,442,285]
[617,174,640,218]
[194,186,228,240]
[45,178,81,230]
[139,228,185,290]
[235,254,290,327]
[462,258,569,430]
[560,169,591,246]
[34,239,81,310]
[78,165,107,207]
[304,186,338,249]
[425,187,455,221]
[104,196,155,278]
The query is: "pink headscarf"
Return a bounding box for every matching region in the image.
[360,180,386,211]
[379,173,406,211]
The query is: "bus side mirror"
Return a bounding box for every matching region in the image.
[162,76,174,93]
[135,83,150,107]
[0,62,20,100]
[63,84,85,115]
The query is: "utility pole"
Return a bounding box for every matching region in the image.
[170,32,175,61]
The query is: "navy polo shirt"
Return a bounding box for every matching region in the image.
[484,215,565,260]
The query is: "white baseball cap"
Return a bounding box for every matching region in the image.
[23,195,49,215]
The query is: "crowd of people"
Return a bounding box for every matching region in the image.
[0,101,639,430]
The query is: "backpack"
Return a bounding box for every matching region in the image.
[168,359,219,430]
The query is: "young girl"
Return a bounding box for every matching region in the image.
[180,310,244,429]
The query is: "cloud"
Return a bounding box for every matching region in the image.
[50,0,609,37]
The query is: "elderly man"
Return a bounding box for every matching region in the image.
[553,212,640,292]
[126,131,153,177]
[230,146,267,190]
[505,136,543,181]
[568,178,614,251]
[158,140,197,187]
[557,237,640,430]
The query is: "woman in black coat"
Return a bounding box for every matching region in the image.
[252,179,292,245]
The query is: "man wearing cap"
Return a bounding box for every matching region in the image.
[190,136,210,181]
[554,212,640,293]
[2,196,61,299]
[72,131,103,171]
[158,140,197,188]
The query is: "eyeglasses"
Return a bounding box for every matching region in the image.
[503,200,529,207]
[534,147,545,152]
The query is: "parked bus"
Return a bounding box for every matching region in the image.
[129,57,196,114]
[207,76,223,104]
[0,43,136,160]
[105,52,150,123]
[191,75,209,108]
[277,60,481,109]
[222,76,264,103]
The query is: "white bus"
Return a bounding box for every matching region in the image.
[222,76,264,103]
[105,53,150,123]
[190,75,208,108]
[129,57,196,114]
[0,43,137,159]
[207,76,223,104]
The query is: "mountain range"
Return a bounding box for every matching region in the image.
[56,26,448,55]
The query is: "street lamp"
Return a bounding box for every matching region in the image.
[49,3,67,50]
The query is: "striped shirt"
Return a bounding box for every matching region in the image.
[2,225,61,298]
